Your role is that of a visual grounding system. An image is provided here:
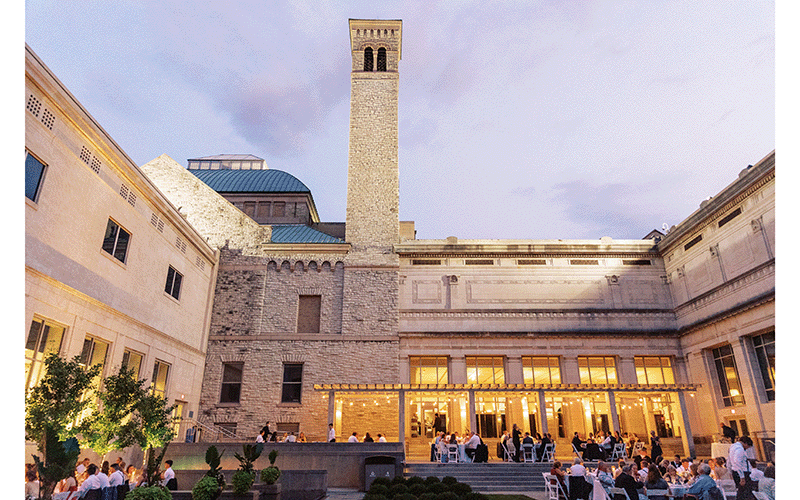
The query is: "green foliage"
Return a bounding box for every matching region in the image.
[426,481,448,494]
[418,493,438,500]
[362,495,389,500]
[126,485,173,500]
[368,483,389,496]
[260,466,281,485]
[79,365,146,458]
[449,482,472,496]
[407,476,425,486]
[391,475,407,485]
[268,449,279,465]
[408,483,427,496]
[231,470,255,494]
[389,483,408,496]
[192,475,222,500]
[434,492,460,500]
[234,442,263,473]
[32,432,81,500]
[144,445,170,490]
[441,476,458,485]
[395,494,418,500]
[203,445,225,487]
[25,354,100,447]
[424,476,441,485]
[371,477,392,488]
[463,493,489,500]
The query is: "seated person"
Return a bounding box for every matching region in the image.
[550,461,568,499]
[758,465,775,500]
[464,431,481,460]
[584,438,606,460]
[571,432,586,454]
[614,464,646,500]
[712,457,730,480]
[77,464,101,496]
[685,463,716,499]
[522,432,534,445]
[596,461,615,493]
[569,458,592,500]
[644,466,669,500]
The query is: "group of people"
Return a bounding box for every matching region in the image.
[256,421,307,443]
[25,456,178,500]
[434,430,485,462]
[547,434,775,500]
[500,424,555,462]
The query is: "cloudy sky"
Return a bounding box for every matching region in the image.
[24,0,775,241]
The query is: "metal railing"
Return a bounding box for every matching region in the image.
[179,417,241,442]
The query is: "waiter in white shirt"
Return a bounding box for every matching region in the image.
[161,460,176,490]
[109,463,126,487]
[328,423,336,442]
[77,464,101,495]
[728,436,755,500]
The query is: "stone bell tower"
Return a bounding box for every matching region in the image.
[342,19,402,337]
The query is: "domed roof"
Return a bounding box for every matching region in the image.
[189,169,311,193]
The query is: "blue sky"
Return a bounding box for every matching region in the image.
[24,0,775,240]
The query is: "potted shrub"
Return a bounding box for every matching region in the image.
[232,443,263,496]
[192,446,225,500]
[127,485,173,500]
[256,450,281,500]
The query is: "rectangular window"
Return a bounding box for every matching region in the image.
[151,360,170,398]
[409,356,449,384]
[297,295,321,333]
[243,202,256,217]
[712,344,745,406]
[102,219,130,263]
[25,151,46,201]
[634,356,675,385]
[522,356,561,385]
[466,356,505,384]
[257,202,271,219]
[79,336,110,390]
[25,318,65,392]
[164,266,183,300]
[281,363,303,403]
[752,332,775,401]
[578,356,617,384]
[121,349,144,380]
[220,362,243,403]
[273,202,286,217]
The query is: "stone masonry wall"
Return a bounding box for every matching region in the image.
[141,154,270,253]
[341,269,399,337]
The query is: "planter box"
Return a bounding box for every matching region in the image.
[253,482,281,500]
[170,490,260,500]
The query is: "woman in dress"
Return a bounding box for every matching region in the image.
[363,432,374,442]
[644,466,669,500]
[298,432,307,443]
[549,461,568,499]
[663,465,679,484]
[712,457,730,480]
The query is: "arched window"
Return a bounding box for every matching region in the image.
[377,47,387,71]
[363,47,373,71]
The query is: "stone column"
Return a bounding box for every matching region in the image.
[506,357,523,384]
[538,389,549,436]
[562,357,580,384]
[617,357,637,385]
[677,391,695,458]
[469,390,477,433]
[398,390,406,444]
[328,390,335,432]
[450,356,467,384]
[608,390,620,434]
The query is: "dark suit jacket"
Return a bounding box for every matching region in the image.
[614,472,642,500]
[523,436,534,445]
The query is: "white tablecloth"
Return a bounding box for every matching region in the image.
[711,443,732,459]
[587,473,607,500]
[669,483,688,498]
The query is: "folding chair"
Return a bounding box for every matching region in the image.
[633,442,644,455]
[548,474,569,500]
[752,492,769,500]
[522,443,535,463]
[645,489,669,498]
[544,442,556,462]
[447,444,460,463]
[610,442,626,461]
[608,487,632,500]
[503,440,516,462]
[716,479,737,499]
[572,443,584,459]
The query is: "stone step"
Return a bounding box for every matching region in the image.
[403,462,550,492]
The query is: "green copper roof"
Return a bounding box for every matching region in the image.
[189,169,310,193]
[270,225,344,244]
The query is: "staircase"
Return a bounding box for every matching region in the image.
[403,462,550,493]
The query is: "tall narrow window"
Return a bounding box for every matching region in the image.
[79,336,110,383]
[466,356,505,384]
[25,318,65,392]
[121,349,144,380]
[712,344,745,406]
[578,356,617,384]
[363,47,373,71]
[634,356,675,385]
[102,219,131,263]
[220,362,243,403]
[297,295,321,333]
[377,47,387,71]
[522,357,561,385]
[26,151,46,202]
[281,363,303,403]
[409,356,448,384]
[151,360,170,398]
[752,332,775,401]
[164,266,183,300]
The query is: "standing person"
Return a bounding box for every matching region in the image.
[433,413,441,435]
[512,424,522,462]
[98,461,111,488]
[729,436,755,500]
[721,422,737,442]
[650,430,663,463]
[328,423,336,442]
[161,460,177,490]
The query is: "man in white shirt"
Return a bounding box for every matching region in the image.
[464,431,481,461]
[109,464,126,487]
[729,436,755,500]
[378,433,387,443]
[348,432,359,443]
[286,432,297,442]
[676,458,690,474]
[161,460,176,490]
[570,457,587,477]
[328,423,336,442]
[78,464,101,495]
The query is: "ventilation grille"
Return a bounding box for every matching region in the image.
[90,156,101,174]
[518,259,547,265]
[150,213,165,232]
[80,146,91,164]
[41,109,55,130]
[175,237,187,253]
[465,259,494,265]
[26,94,41,117]
[119,184,136,207]
[623,259,652,266]
[412,259,442,265]
[195,256,206,270]
[570,259,599,265]
[684,234,703,251]
[718,207,742,228]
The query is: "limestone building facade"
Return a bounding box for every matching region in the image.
[24,45,219,451]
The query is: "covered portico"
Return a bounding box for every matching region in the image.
[316,382,699,459]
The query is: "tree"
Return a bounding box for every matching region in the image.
[25,353,101,500]
[79,365,146,461]
[133,391,177,485]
